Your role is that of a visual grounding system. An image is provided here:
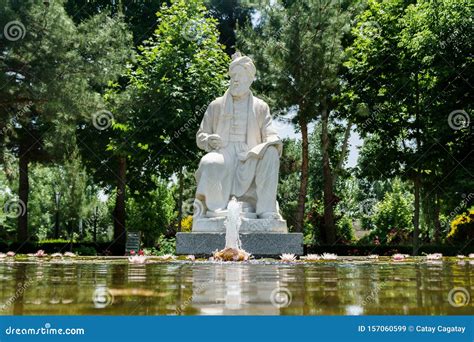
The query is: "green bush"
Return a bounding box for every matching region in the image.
[73,246,97,256]
[156,235,176,255]
[39,239,73,244]
[126,176,176,246]
[371,179,413,244]
[447,208,474,242]
[336,216,356,243]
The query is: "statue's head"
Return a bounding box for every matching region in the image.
[229,52,255,97]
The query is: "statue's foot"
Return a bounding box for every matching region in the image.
[258,212,282,220]
[206,208,228,217]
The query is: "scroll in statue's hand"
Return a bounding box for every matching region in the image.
[208,134,223,150]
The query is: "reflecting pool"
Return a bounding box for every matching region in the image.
[0,257,472,315]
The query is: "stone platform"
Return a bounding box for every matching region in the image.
[193,216,288,233]
[176,232,304,256]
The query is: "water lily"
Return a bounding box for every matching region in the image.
[468,253,474,259]
[64,252,76,257]
[392,253,407,261]
[129,250,136,255]
[457,255,465,259]
[426,253,442,260]
[186,255,196,261]
[138,250,145,256]
[6,251,15,257]
[51,253,62,258]
[157,254,176,261]
[367,254,379,259]
[0,253,6,258]
[321,253,337,260]
[301,254,320,261]
[128,255,147,264]
[35,250,46,257]
[280,253,297,262]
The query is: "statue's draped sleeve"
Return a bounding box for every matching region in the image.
[196,103,214,152]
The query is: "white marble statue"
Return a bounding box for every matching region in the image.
[194,52,282,220]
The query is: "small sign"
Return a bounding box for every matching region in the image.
[125,232,141,253]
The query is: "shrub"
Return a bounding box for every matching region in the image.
[336,216,356,243]
[39,239,73,244]
[180,215,193,232]
[156,235,176,255]
[371,179,413,244]
[447,208,474,242]
[73,246,97,256]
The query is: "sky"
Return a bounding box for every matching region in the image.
[276,121,362,168]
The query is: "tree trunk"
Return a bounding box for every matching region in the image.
[333,119,352,185]
[17,142,29,241]
[177,166,184,232]
[321,102,336,244]
[295,116,309,233]
[413,72,421,256]
[93,206,98,243]
[413,174,420,255]
[433,193,441,243]
[113,156,127,253]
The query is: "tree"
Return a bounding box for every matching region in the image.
[0,0,132,241]
[345,0,473,252]
[125,0,229,209]
[65,0,167,46]
[206,0,253,55]
[237,0,354,240]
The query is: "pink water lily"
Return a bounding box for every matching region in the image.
[63,252,76,257]
[186,255,196,261]
[280,253,297,262]
[301,254,320,261]
[128,255,147,264]
[392,253,407,261]
[321,253,337,260]
[426,253,442,260]
[35,250,46,257]
[6,251,15,257]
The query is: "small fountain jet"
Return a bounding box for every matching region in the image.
[213,197,251,261]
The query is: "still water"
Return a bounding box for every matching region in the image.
[0,258,472,315]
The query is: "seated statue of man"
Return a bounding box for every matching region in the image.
[194,52,282,220]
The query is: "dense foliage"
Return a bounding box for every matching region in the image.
[0,0,472,254]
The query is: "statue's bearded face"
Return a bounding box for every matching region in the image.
[229,65,253,97]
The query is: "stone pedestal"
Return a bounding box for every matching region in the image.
[177,208,303,256]
[193,216,288,233]
[176,232,303,256]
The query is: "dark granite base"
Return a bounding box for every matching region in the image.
[176,232,304,256]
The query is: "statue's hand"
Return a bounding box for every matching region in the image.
[208,134,222,150]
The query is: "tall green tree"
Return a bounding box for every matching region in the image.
[0,0,132,241]
[345,0,473,251]
[206,0,253,55]
[237,0,354,241]
[65,0,167,45]
[97,0,229,246]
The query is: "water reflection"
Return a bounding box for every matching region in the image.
[0,259,472,315]
[190,264,280,315]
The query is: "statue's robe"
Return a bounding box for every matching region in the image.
[195,90,282,215]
